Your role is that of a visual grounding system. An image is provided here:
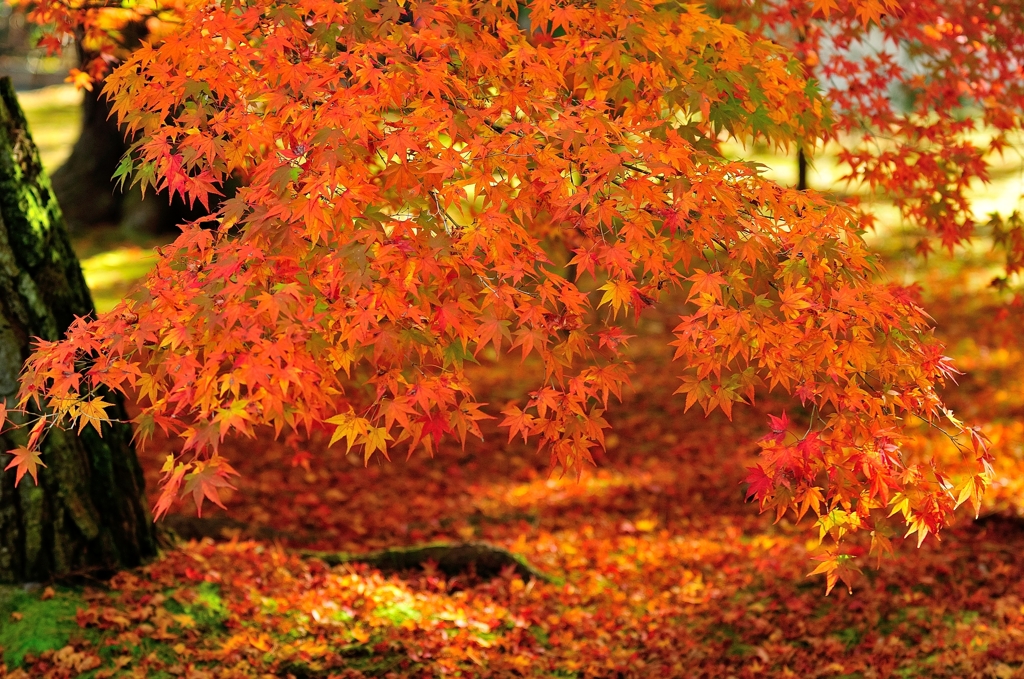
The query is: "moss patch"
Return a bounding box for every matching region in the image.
[163,581,230,631]
[0,585,84,666]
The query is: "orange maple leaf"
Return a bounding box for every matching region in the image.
[183,457,238,516]
[65,68,94,91]
[5,447,46,486]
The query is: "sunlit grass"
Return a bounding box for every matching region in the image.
[79,247,157,313]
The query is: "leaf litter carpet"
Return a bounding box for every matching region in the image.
[7,290,1024,678]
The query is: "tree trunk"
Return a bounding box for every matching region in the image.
[49,74,225,236]
[49,86,127,230]
[797,147,809,192]
[0,76,157,584]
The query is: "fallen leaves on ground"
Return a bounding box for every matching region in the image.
[8,260,1024,677]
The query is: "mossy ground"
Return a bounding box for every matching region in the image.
[0,586,81,667]
[0,579,244,677]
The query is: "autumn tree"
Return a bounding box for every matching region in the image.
[0,76,156,583]
[717,0,1024,274]
[4,0,996,592]
[26,0,221,234]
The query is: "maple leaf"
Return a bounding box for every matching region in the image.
[852,0,886,25]
[767,411,790,439]
[154,456,191,520]
[65,68,94,91]
[362,426,393,464]
[183,457,238,517]
[795,486,825,522]
[778,284,814,319]
[685,270,726,304]
[598,279,635,319]
[475,316,512,356]
[214,400,253,439]
[597,327,634,353]
[743,464,774,506]
[501,405,535,444]
[327,410,371,452]
[568,247,600,281]
[887,493,912,521]
[76,397,113,435]
[420,412,450,447]
[811,0,841,17]
[4,447,46,486]
[807,553,852,595]
[869,531,894,568]
[26,417,46,450]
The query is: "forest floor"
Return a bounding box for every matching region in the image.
[5,255,1024,678]
[5,88,1024,678]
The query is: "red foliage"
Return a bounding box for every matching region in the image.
[719,0,1024,274]
[2,0,1006,576]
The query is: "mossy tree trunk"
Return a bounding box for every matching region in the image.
[0,76,157,584]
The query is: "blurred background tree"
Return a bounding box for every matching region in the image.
[0,5,217,236]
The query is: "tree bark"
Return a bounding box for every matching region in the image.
[49,77,225,236]
[48,86,126,230]
[797,147,808,192]
[0,76,157,584]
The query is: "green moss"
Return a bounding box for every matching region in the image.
[726,641,756,658]
[832,627,863,650]
[164,582,229,631]
[528,624,550,648]
[372,601,422,626]
[0,585,84,667]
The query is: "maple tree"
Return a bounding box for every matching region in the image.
[1,0,1002,591]
[26,0,190,233]
[0,76,156,584]
[716,0,1024,274]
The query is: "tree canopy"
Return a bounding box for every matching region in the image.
[3,0,1010,593]
[720,0,1024,273]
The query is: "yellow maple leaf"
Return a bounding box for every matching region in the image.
[327,409,371,451]
[65,68,94,91]
[598,278,634,318]
[362,426,393,463]
[77,397,112,435]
